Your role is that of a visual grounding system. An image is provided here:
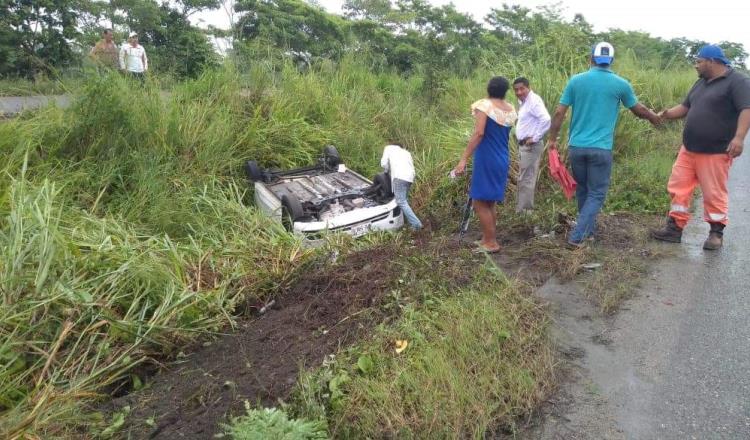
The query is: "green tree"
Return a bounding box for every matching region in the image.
[235,0,347,62]
[486,4,546,48]
[177,0,221,17]
[716,40,748,68]
[343,0,394,22]
[485,4,591,71]
[346,19,412,70]
[657,37,748,69]
[147,6,220,77]
[398,0,485,94]
[602,30,676,68]
[0,0,86,77]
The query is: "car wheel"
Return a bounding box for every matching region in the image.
[323,145,341,168]
[373,172,393,198]
[245,160,263,182]
[280,193,304,231]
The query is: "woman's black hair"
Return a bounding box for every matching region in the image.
[487,76,510,99]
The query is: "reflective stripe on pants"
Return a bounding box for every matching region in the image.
[667,146,732,229]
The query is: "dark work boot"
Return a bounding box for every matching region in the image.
[651,217,683,243]
[703,223,724,250]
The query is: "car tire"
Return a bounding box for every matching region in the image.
[245,160,263,182]
[280,193,304,231]
[373,172,393,198]
[323,145,341,168]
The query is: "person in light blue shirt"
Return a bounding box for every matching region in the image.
[547,42,661,247]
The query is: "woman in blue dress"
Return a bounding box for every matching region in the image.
[453,77,518,253]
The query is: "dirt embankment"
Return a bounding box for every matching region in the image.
[104,245,416,439]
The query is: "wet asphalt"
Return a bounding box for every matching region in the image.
[530,135,750,440]
[617,137,750,438]
[583,138,750,439]
[0,95,70,116]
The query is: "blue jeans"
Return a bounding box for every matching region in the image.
[393,178,423,230]
[569,147,613,243]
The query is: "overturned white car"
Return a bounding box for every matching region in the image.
[245,146,404,240]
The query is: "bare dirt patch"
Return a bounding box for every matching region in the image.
[105,246,403,439]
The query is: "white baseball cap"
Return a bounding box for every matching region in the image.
[128,32,138,38]
[592,42,614,65]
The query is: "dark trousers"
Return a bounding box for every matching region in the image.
[127,71,145,83]
[569,147,613,243]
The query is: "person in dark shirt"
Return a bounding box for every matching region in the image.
[652,44,750,250]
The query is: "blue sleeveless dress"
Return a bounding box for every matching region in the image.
[469,100,516,202]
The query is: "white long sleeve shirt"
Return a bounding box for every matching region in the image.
[380,144,416,183]
[119,44,148,73]
[515,90,551,144]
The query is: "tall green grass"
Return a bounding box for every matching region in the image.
[0,51,694,437]
[0,170,311,437]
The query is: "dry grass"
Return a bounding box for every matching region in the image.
[577,214,670,314]
[486,209,669,314]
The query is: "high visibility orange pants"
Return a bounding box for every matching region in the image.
[667,146,733,229]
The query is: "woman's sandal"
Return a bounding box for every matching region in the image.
[472,244,501,254]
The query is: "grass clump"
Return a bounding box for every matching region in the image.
[0,75,79,97]
[220,404,327,440]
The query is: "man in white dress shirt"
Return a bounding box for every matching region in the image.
[119,32,148,81]
[513,77,551,213]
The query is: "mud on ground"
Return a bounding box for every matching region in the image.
[104,246,403,439]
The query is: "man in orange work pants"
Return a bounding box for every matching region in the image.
[652,44,750,250]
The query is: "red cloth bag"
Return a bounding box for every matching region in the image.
[547,148,577,200]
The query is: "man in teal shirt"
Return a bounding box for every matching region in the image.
[548,42,661,247]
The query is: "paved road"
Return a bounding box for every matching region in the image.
[531,137,750,439]
[609,145,750,438]
[0,95,71,116]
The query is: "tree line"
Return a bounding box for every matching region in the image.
[1,0,747,79]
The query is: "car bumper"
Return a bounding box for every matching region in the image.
[294,199,404,239]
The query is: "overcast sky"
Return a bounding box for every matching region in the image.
[197,0,750,58]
